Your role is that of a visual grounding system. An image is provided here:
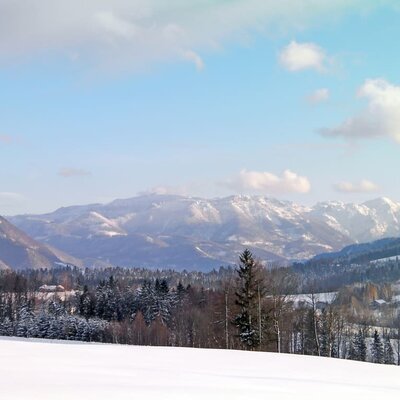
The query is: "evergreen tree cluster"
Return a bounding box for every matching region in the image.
[0,252,398,366]
[0,296,106,341]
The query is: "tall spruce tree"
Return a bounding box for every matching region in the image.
[371,330,384,364]
[383,335,394,365]
[234,249,266,350]
[139,280,158,325]
[351,330,367,362]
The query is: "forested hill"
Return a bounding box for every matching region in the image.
[310,237,400,266]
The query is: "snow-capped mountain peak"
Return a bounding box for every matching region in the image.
[8,195,400,270]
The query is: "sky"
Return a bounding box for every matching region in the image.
[1,0,400,215]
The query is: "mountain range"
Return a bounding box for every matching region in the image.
[0,216,81,270]
[5,194,400,270]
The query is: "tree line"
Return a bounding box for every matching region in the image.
[0,250,399,365]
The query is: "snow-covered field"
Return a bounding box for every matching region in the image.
[0,337,399,399]
[289,291,338,306]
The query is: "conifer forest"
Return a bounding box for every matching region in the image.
[1,250,399,366]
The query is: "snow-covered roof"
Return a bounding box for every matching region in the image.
[39,284,65,292]
[372,299,387,305]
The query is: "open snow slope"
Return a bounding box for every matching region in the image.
[0,337,399,400]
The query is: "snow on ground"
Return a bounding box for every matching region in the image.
[289,292,338,306]
[371,255,400,263]
[0,337,399,400]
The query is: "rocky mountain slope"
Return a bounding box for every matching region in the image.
[8,195,400,270]
[0,216,82,270]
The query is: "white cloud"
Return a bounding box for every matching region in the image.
[279,41,326,72]
[224,169,311,194]
[321,79,400,142]
[139,185,188,196]
[182,50,204,71]
[94,11,137,39]
[58,168,91,178]
[0,1,375,71]
[306,88,330,104]
[334,179,379,193]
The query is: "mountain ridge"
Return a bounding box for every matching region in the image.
[8,194,400,270]
[311,236,400,265]
[0,216,82,270]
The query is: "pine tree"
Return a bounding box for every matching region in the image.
[48,299,66,317]
[383,335,394,365]
[47,316,61,339]
[0,316,13,336]
[95,277,122,322]
[371,330,384,364]
[65,316,78,340]
[351,330,367,362]
[16,301,36,338]
[347,340,356,360]
[76,319,92,342]
[78,285,94,319]
[234,249,266,350]
[94,280,107,318]
[138,280,158,325]
[36,310,50,338]
[153,279,175,325]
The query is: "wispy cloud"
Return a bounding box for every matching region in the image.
[0,1,379,71]
[223,169,311,194]
[306,88,330,104]
[182,50,204,71]
[320,79,400,143]
[279,41,327,72]
[334,179,379,193]
[139,185,188,196]
[58,168,91,178]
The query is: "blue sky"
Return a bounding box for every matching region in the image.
[1,1,400,214]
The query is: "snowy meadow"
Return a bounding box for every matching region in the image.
[0,337,399,399]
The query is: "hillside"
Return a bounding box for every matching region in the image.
[0,337,398,399]
[9,195,400,270]
[312,237,400,265]
[0,216,82,270]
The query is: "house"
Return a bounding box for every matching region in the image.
[370,299,387,309]
[39,284,65,293]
